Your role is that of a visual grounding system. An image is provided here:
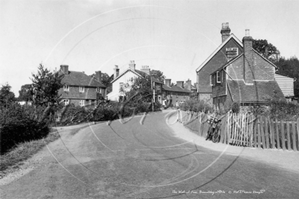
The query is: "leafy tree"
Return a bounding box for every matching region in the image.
[31,64,64,106]
[18,84,33,103]
[0,83,15,108]
[253,39,280,62]
[100,73,113,94]
[274,57,299,98]
[150,69,165,82]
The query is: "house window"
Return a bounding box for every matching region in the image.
[63,85,69,92]
[79,100,85,107]
[64,99,69,105]
[79,86,85,93]
[226,47,238,59]
[216,71,222,83]
[210,73,216,86]
[96,87,100,93]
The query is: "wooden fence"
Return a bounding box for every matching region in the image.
[179,110,299,151]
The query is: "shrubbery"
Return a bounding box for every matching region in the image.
[179,99,212,113]
[0,104,49,154]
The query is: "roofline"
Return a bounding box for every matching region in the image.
[111,69,144,83]
[196,33,243,72]
[210,53,243,75]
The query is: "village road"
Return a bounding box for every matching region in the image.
[0,110,298,199]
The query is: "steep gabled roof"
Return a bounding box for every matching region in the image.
[61,71,105,87]
[196,33,243,72]
[110,68,144,84]
[227,80,285,103]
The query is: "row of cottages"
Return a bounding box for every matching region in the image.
[107,60,193,105]
[59,65,106,107]
[196,23,288,111]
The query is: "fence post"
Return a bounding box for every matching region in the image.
[287,121,291,151]
[281,120,286,150]
[270,119,275,149]
[265,117,269,149]
[275,119,280,149]
[260,117,266,149]
[292,121,297,151]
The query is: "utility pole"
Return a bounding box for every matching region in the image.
[151,76,154,112]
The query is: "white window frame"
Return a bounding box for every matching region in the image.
[96,87,100,93]
[79,100,85,107]
[63,85,69,92]
[79,86,85,93]
[216,71,222,83]
[64,99,69,106]
[210,74,215,86]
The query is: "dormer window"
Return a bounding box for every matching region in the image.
[226,47,238,59]
[79,86,85,93]
[63,85,69,92]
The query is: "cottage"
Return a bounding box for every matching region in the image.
[59,65,106,107]
[210,29,285,111]
[162,79,191,106]
[107,60,163,102]
[196,23,244,105]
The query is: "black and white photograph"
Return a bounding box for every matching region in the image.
[0,0,299,198]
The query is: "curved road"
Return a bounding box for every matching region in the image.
[0,111,298,199]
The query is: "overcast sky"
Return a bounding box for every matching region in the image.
[0,0,299,96]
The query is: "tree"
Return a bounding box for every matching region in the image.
[18,84,33,103]
[31,64,64,106]
[100,73,113,94]
[274,57,299,98]
[150,69,165,82]
[0,83,15,108]
[253,39,280,62]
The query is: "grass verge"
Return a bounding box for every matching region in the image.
[0,129,60,173]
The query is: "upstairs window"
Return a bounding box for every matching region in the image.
[226,47,238,59]
[64,99,69,106]
[216,71,222,83]
[79,100,85,107]
[63,85,69,92]
[96,87,100,93]
[79,86,85,93]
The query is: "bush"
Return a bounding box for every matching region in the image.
[0,104,49,154]
[179,99,212,113]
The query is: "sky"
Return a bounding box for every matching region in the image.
[0,0,299,96]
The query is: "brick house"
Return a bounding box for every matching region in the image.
[107,60,163,102]
[196,23,244,105]
[162,79,191,106]
[59,65,106,107]
[210,29,285,111]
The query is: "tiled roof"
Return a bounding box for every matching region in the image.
[227,80,285,103]
[61,71,105,87]
[60,87,99,100]
[162,85,192,93]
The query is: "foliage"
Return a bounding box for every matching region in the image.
[274,56,299,98]
[179,99,212,113]
[231,102,240,113]
[31,64,64,106]
[150,69,165,82]
[0,83,15,108]
[0,103,49,154]
[268,100,298,121]
[253,39,280,62]
[18,84,33,103]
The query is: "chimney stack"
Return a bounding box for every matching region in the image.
[95,71,101,82]
[165,79,171,87]
[60,65,69,74]
[114,65,119,79]
[176,81,184,88]
[242,29,254,84]
[220,22,231,43]
[129,60,136,71]
[185,79,192,91]
[141,65,150,75]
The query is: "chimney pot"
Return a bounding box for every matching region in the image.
[220,22,231,43]
[165,79,171,87]
[114,65,119,79]
[129,60,136,71]
[60,65,69,74]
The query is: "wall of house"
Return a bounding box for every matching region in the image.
[275,74,294,97]
[108,71,137,101]
[212,69,227,98]
[163,91,190,106]
[197,38,243,94]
